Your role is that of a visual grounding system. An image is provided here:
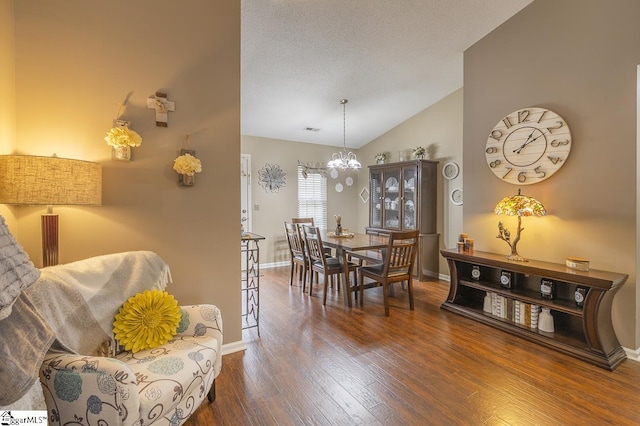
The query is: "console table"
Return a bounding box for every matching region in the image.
[241,232,264,335]
[441,249,628,370]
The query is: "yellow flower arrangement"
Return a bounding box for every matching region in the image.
[173,153,202,176]
[105,126,143,148]
[113,289,182,353]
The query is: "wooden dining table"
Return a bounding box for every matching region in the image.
[320,230,389,307]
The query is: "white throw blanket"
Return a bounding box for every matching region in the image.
[0,250,172,406]
[0,293,55,406]
[0,215,41,320]
[33,250,172,350]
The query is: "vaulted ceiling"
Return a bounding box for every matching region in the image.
[241,0,533,148]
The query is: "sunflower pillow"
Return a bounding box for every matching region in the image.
[113,289,182,353]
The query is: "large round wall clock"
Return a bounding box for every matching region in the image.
[485,107,572,185]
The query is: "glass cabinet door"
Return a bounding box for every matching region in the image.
[402,166,417,230]
[383,169,400,229]
[370,169,382,227]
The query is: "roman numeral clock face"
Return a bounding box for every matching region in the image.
[485,107,571,185]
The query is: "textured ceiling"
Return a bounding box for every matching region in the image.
[241,0,533,148]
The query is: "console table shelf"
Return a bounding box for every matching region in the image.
[441,249,628,370]
[459,279,583,316]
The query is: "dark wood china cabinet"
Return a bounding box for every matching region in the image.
[366,159,439,280]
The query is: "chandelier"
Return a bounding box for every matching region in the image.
[327,99,361,169]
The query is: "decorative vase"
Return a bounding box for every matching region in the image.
[377,159,385,164]
[538,307,555,333]
[113,146,131,161]
[180,173,195,186]
[483,292,492,313]
[398,149,412,162]
[415,154,424,160]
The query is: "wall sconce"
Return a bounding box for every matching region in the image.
[0,155,102,266]
[494,189,546,262]
[173,150,202,186]
[105,104,142,161]
[105,120,142,161]
[173,136,202,187]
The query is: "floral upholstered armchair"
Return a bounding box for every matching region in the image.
[40,304,222,426]
[17,250,222,426]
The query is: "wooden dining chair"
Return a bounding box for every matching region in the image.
[358,230,419,316]
[284,222,309,291]
[293,217,332,257]
[292,217,315,226]
[301,225,359,305]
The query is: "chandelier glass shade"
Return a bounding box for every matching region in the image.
[327,99,361,170]
[327,150,361,169]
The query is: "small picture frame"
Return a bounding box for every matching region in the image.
[540,279,555,299]
[500,270,513,289]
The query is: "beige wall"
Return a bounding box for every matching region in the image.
[0,1,16,227]
[6,0,637,353]
[10,1,243,344]
[241,136,361,264]
[356,89,464,276]
[463,0,639,348]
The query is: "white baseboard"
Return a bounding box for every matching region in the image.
[624,346,640,362]
[263,262,452,282]
[223,337,640,364]
[221,340,246,356]
[252,261,288,270]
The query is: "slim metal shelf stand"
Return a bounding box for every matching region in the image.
[241,232,265,335]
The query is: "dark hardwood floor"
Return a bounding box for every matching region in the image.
[187,266,640,425]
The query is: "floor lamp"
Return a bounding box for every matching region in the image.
[0,155,102,267]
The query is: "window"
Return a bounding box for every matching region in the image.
[297,166,327,229]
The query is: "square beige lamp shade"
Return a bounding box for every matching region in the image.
[0,155,102,266]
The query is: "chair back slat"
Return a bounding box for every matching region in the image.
[284,222,305,257]
[358,229,419,315]
[384,231,419,277]
[292,217,314,226]
[301,225,325,264]
[293,219,315,257]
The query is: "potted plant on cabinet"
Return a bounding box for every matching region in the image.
[413,146,426,160]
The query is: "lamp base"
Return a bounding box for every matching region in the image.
[497,217,529,262]
[42,214,59,267]
[505,254,528,262]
